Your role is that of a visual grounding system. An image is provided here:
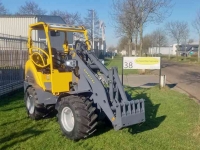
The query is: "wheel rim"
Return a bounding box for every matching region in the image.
[26,95,34,114]
[61,107,74,132]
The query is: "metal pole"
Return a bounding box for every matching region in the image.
[122,57,124,86]
[19,35,22,66]
[198,36,200,62]
[159,56,162,89]
[92,10,94,50]
[98,21,101,50]
[88,9,94,50]
[101,23,104,50]
[185,39,187,60]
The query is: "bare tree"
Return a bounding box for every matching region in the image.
[117,36,129,53]
[16,1,46,15]
[111,0,172,56]
[0,0,8,14]
[84,10,100,41]
[111,0,139,56]
[143,34,153,54]
[166,21,189,59]
[117,36,136,54]
[188,39,194,44]
[152,28,168,55]
[108,45,116,52]
[182,27,190,59]
[193,9,200,61]
[138,0,172,56]
[51,10,83,26]
[133,30,139,55]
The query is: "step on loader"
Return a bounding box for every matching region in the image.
[24,22,145,141]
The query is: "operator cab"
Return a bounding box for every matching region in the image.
[28,23,90,72]
[26,22,91,94]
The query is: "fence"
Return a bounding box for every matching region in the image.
[0,33,45,96]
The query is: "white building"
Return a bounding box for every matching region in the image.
[120,50,136,56]
[148,46,175,55]
[0,15,73,50]
[120,50,127,56]
[149,43,199,56]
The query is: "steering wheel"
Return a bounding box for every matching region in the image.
[30,47,50,68]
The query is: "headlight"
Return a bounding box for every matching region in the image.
[99,59,104,65]
[65,59,77,68]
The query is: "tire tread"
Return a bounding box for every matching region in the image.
[58,95,98,140]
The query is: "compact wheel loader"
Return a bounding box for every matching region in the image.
[24,22,145,141]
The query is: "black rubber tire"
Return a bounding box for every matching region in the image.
[57,95,98,141]
[24,86,47,120]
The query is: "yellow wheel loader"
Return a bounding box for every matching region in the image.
[24,22,145,141]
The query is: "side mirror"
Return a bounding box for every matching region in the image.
[50,31,60,36]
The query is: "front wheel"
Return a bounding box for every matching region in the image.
[57,95,98,141]
[24,86,47,120]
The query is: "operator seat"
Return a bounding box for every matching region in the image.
[44,47,61,69]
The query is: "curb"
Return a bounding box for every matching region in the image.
[166,79,200,104]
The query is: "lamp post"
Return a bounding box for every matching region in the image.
[88,9,94,49]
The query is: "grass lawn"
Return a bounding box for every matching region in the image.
[105,56,138,75]
[0,87,200,150]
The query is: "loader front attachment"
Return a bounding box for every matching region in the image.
[73,46,145,130]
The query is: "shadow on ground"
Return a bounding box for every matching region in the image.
[90,87,167,138]
[0,86,167,144]
[1,105,25,112]
[126,87,166,134]
[0,117,27,127]
[139,83,177,89]
[0,88,24,108]
[0,125,48,150]
[0,91,49,150]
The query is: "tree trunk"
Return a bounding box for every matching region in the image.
[139,24,143,56]
[156,47,158,56]
[184,39,187,61]
[128,38,132,56]
[176,41,179,61]
[135,32,138,56]
[198,36,200,62]
[168,45,171,59]
[159,45,161,56]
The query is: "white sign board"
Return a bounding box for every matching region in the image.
[123,57,160,69]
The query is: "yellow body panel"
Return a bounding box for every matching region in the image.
[51,70,72,94]
[25,59,72,94]
[25,60,45,89]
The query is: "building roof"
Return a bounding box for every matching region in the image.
[0,15,66,25]
[0,15,61,18]
[178,44,199,52]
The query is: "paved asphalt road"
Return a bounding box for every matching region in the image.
[155,60,200,101]
[120,75,159,88]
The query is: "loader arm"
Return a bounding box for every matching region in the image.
[72,43,145,130]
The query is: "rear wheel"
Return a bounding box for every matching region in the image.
[24,86,47,120]
[57,95,98,141]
